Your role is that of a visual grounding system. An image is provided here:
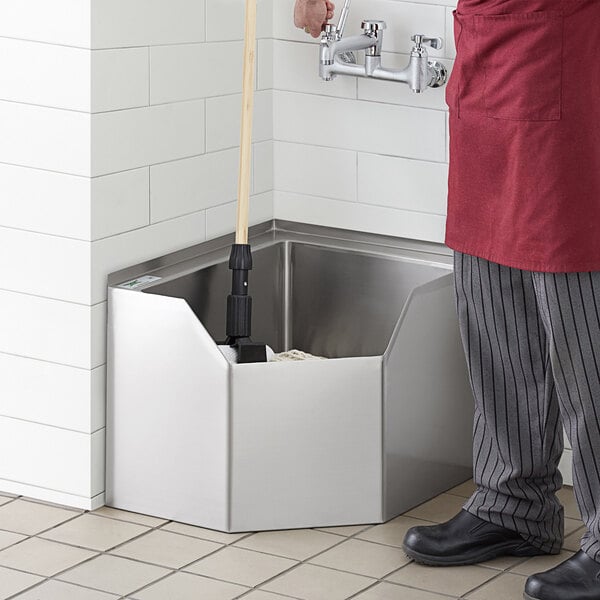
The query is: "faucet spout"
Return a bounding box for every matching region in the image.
[321,33,377,66]
[318,7,446,92]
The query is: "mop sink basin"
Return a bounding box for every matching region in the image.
[106,220,473,532]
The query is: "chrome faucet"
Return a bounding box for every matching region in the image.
[319,0,448,93]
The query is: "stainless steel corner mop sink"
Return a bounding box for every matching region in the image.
[106,220,474,532]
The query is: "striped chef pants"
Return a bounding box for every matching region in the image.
[454,250,600,561]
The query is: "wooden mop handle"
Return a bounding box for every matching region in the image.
[236,0,257,245]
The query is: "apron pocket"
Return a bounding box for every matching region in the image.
[445,9,463,112]
[474,11,563,121]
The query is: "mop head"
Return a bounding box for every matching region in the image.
[218,346,326,363]
[270,349,327,362]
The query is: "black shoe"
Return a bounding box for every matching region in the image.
[402,509,551,566]
[524,551,600,600]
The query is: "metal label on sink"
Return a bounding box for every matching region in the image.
[118,275,162,289]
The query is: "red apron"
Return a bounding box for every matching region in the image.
[444,0,600,272]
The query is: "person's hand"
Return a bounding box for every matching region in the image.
[294,0,335,38]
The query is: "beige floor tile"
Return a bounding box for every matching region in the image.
[0,530,26,551]
[315,525,371,537]
[404,493,467,523]
[0,565,43,599]
[557,486,581,520]
[0,500,77,535]
[160,521,250,544]
[262,563,374,600]
[510,549,574,576]
[239,592,290,600]
[563,527,585,552]
[565,517,584,536]
[91,506,167,528]
[386,562,498,596]
[41,514,150,551]
[235,529,341,561]
[309,538,410,578]
[0,498,12,507]
[111,529,222,569]
[186,545,296,587]
[465,572,527,599]
[353,581,449,600]
[130,572,247,600]
[13,580,119,599]
[0,537,96,577]
[58,554,170,596]
[447,479,477,499]
[480,555,527,571]
[356,516,435,548]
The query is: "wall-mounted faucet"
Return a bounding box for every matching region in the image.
[319,0,447,93]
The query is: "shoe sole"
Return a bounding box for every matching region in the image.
[402,540,547,567]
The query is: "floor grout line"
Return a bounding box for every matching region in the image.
[0,483,581,600]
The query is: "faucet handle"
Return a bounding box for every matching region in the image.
[362,20,387,34]
[323,23,338,41]
[411,34,443,50]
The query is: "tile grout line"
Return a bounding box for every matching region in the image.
[0,487,581,599]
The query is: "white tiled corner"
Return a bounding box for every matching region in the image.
[91,168,150,240]
[0,164,90,239]
[205,191,273,240]
[92,48,150,113]
[274,141,357,202]
[92,100,205,176]
[0,290,103,369]
[0,0,91,47]
[0,353,102,433]
[150,148,239,223]
[253,141,274,195]
[0,38,90,111]
[0,226,90,304]
[206,90,273,152]
[0,101,90,176]
[258,39,274,91]
[274,191,446,243]
[0,420,102,498]
[91,210,207,303]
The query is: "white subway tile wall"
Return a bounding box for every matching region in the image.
[272,0,455,238]
[0,0,275,507]
[3,0,569,506]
